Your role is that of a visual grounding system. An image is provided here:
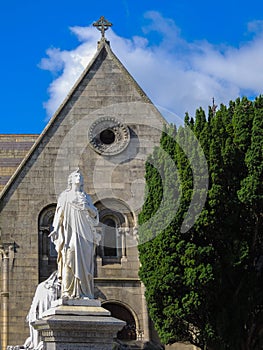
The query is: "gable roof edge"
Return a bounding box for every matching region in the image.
[0,43,106,203]
[104,43,167,125]
[105,44,151,103]
[0,41,167,203]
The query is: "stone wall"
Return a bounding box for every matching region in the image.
[0,42,165,346]
[0,134,38,193]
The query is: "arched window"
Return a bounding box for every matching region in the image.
[103,218,117,257]
[98,215,121,264]
[38,205,57,283]
[95,198,135,265]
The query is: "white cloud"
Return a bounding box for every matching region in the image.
[39,12,263,123]
[39,28,98,117]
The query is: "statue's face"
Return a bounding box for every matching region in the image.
[73,172,82,185]
[68,170,84,189]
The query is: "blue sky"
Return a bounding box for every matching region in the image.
[1,0,263,133]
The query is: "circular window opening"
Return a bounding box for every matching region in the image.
[100,129,115,145]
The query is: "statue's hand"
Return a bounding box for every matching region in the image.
[48,230,58,241]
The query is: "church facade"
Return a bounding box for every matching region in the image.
[0,30,166,347]
[0,21,198,350]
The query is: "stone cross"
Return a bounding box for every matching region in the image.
[93,16,112,39]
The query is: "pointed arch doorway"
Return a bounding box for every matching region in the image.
[102,302,137,341]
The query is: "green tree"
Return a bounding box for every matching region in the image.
[138,97,263,350]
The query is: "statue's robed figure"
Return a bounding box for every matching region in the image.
[50,169,99,299]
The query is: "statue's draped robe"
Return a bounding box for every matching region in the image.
[24,271,60,349]
[52,190,99,298]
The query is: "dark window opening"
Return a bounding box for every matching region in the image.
[103,218,117,257]
[103,303,137,341]
[38,205,57,283]
[100,129,115,144]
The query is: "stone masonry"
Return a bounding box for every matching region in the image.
[0,38,199,350]
[0,40,165,347]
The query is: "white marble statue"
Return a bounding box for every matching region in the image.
[49,169,100,299]
[24,271,60,350]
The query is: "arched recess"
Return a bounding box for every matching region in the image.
[38,204,57,283]
[95,198,135,264]
[102,301,138,341]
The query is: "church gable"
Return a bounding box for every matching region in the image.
[0,41,164,206]
[0,34,166,346]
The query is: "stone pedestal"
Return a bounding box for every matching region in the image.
[32,299,125,350]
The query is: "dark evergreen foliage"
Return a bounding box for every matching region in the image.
[138,96,263,350]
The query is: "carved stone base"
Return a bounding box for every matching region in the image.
[32,299,125,350]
